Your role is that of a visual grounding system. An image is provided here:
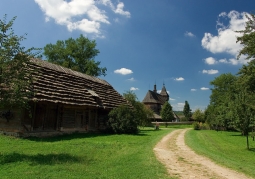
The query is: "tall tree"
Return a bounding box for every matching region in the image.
[183,100,192,120]
[43,35,107,77]
[160,101,175,125]
[0,15,40,115]
[208,73,237,129]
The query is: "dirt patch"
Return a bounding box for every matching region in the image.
[154,128,252,179]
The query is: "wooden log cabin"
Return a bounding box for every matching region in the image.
[0,58,128,137]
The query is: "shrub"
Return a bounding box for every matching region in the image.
[193,122,200,130]
[193,122,210,130]
[107,105,139,134]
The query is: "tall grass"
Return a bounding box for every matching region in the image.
[0,127,181,179]
[185,129,255,178]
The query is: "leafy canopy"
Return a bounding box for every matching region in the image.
[108,104,139,134]
[0,15,40,110]
[192,109,205,123]
[43,34,107,77]
[236,13,255,61]
[123,91,154,127]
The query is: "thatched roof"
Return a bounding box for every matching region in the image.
[29,58,127,109]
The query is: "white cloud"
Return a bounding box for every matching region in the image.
[174,77,185,81]
[204,57,217,65]
[204,57,248,65]
[201,87,209,90]
[130,87,139,91]
[170,98,175,101]
[202,69,219,75]
[114,68,133,75]
[191,89,197,91]
[127,77,135,81]
[34,0,130,36]
[114,2,130,17]
[172,103,185,111]
[185,31,195,37]
[201,11,247,58]
[157,90,170,94]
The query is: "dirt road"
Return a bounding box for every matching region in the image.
[154,128,252,179]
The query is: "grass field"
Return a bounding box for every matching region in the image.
[0,126,186,179]
[185,129,255,178]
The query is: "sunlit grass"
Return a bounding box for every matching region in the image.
[185,129,255,178]
[0,126,191,179]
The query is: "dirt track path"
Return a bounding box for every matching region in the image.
[154,128,252,179]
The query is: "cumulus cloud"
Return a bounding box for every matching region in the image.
[114,2,130,17]
[204,56,248,65]
[174,77,185,81]
[201,11,248,60]
[204,57,217,65]
[185,31,195,37]
[130,87,139,91]
[34,0,130,36]
[127,77,135,81]
[201,87,209,90]
[114,68,133,75]
[202,69,219,74]
[172,103,185,111]
[191,89,197,91]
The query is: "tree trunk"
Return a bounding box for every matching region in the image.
[246,133,249,150]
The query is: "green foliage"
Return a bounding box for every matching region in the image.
[206,73,237,129]
[107,104,139,134]
[193,122,210,130]
[123,91,154,127]
[0,15,40,111]
[193,122,200,130]
[192,109,205,123]
[160,101,175,122]
[183,100,192,119]
[236,13,255,61]
[0,128,173,179]
[186,130,255,178]
[43,34,107,77]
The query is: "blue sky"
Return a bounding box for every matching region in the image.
[1,0,255,111]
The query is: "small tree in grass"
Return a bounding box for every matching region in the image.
[160,101,175,127]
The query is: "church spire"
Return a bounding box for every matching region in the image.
[160,83,169,101]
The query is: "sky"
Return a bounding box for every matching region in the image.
[1,0,255,111]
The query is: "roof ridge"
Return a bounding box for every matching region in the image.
[30,58,109,86]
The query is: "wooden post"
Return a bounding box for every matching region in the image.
[31,103,36,131]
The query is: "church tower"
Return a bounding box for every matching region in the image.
[160,83,169,101]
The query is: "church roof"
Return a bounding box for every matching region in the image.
[160,84,169,97]
[142,90,166,105]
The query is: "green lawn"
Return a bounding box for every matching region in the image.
[185,129,255,178]
[0,127,182,179]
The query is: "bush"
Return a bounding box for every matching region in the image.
[193,122,210,130]
[107,105,139,134]
[193,122,200,130]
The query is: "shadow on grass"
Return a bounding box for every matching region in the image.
[26,132,112,142]
[0,152,84,165]
[248,148,255,152]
